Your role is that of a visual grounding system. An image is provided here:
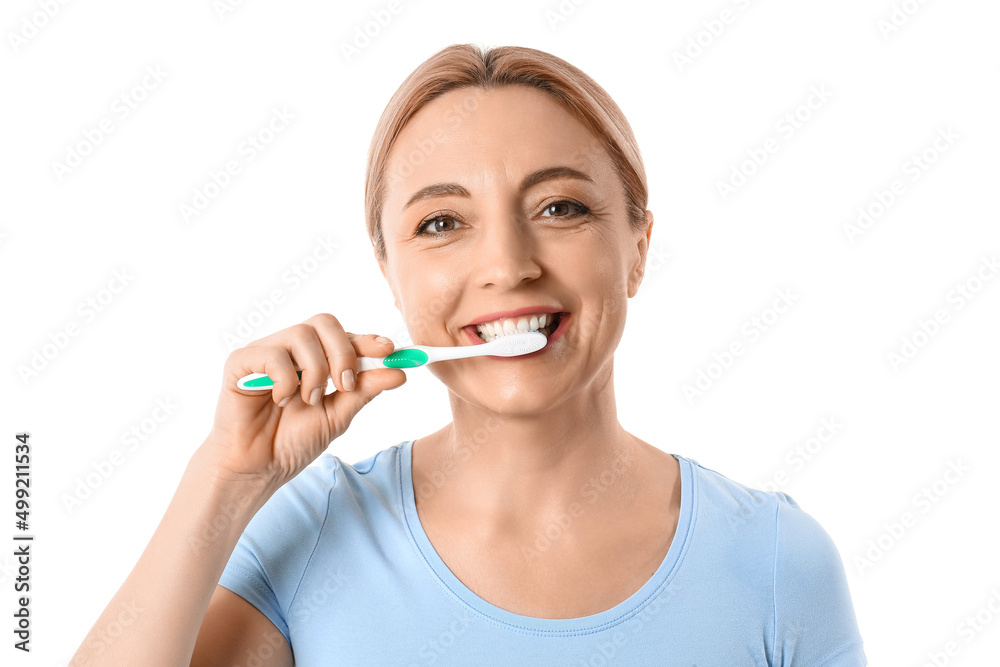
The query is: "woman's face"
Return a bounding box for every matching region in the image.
[379,85,651,414]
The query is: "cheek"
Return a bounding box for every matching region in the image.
[571,224,630,279]
[399,262,466,339]
[543,231,616,289]
[582,239,629,295]
[400,289,434,342]
[578,262,631,338]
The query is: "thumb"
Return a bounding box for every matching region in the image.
[321,367,407,424]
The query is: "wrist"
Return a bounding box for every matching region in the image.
[186,441,278,510]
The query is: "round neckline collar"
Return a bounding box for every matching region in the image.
[398,438,694,635]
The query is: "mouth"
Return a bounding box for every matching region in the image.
[461,311,570,346]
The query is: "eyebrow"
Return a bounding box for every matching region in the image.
[402,166,594,212]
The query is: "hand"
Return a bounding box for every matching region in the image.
[202,313,406,489]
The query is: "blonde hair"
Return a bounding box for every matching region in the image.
[364,43,648,265]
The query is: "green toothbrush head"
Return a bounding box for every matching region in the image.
[382,348,430,368]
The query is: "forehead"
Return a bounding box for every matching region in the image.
[383,85,612,208]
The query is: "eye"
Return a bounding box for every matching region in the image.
[541,200,589,217]
[415,214,463,236]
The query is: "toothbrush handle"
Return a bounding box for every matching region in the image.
[358,356,389,372]
[237,355,388,392]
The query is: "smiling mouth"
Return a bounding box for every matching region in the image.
[471,312,565,343]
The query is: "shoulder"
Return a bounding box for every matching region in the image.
[771,498,866,663]
[678,455,791,536]
[678,455,846,564]
[249,441,407,534]
[677,456,866,664]
[221,441,408,593]
[217,441,412,648]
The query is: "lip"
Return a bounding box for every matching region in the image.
[461,312,571,359]
[464,305,565,328]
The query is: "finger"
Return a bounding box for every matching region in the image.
[319,364,408,419]
[351,333,397,358]
[304,313,359,393]
[227,346,298,407]
[324,333,400,394]
[284,323,331,406]
[349,334,403,390]
[318,335,405,413]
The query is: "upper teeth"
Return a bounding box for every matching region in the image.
[475,313,554,340]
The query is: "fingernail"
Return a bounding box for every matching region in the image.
[278,395,291,408]
[375,336,392,345]
[310,387,323,406]
[342,368,356,392]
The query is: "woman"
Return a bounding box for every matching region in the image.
[72,44,867,665]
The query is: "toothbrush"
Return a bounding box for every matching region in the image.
[236,330,548,392]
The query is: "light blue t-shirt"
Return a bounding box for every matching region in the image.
[218,440,867,666]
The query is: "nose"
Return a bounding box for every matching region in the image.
[472,210,542,289]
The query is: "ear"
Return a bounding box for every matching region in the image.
[627,210,654,298]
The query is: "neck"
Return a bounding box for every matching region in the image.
[413,362,645,533]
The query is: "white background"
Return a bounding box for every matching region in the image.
[2,0,999,664]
